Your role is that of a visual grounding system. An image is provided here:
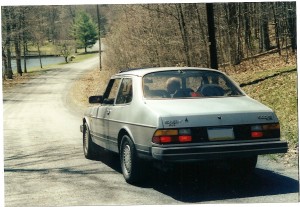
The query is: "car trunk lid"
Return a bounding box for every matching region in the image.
[144,96,277,128]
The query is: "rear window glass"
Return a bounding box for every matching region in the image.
[143,70,243,99]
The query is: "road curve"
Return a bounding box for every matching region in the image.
[3,57,299,206]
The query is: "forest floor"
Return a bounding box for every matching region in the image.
[2,50,298,167]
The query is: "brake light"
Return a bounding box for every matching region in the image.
[160,136,172,143]
[251,123,280,139]
[251,131,263,138]
[152,129,192,144]
[179,135,192,142]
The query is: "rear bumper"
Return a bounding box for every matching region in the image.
[151,140,288,162]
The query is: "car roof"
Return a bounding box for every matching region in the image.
[115,67,221,77]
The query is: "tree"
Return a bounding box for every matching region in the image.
[175,4,191,67]
[206,3,218,69]
[97,5,102,71]
[11,7,23,76]
[2,6,13,79]
[56,41,74,63]
[286,2,296,52]
[259,2,271,52]
[72,11,98,53]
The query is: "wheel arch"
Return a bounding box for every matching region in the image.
[82,117,91,130]
[117,127,135,152]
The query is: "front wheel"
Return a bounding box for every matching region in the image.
[83,123,98,160]
[120,135,141,184]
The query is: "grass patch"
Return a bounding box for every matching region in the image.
[71,52,98,62]
[26,41,59,55]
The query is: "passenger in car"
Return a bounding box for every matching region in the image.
[166,77,181,97]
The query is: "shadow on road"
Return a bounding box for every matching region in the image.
[95,151,299,203]
[5,148,298,203]
[143,164,299,203]
[93,150,122,173]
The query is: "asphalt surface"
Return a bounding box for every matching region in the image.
[2,56,299,206]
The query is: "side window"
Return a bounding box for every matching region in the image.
[103,78,121,104]
[116,78,133,104]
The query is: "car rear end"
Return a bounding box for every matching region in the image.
[142,68,287,165]
[151,123,286,162]
[147,98,287,162]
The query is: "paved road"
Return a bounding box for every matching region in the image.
[3,57,299,206]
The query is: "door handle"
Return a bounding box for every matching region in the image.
[106,109,111,115]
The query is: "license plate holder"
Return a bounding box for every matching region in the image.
[207,127,234,141]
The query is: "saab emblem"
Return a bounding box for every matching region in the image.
[258,115,273,121]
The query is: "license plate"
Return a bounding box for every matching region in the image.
[207,127,234,141]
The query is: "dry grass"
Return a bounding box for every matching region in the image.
[68,69,115,109]
[2,70,46,91]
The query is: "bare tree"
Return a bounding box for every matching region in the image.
[206,3,218,69]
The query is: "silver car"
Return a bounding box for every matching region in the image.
[80,67,287,184]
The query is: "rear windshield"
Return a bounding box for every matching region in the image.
[143,70,244,99]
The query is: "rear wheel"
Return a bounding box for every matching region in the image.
[120,135,141,184]
[83,123,98,160]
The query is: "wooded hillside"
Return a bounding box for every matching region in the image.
[1,2,296,77]
[103,3,296,71]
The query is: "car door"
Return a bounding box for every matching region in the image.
[92,78,121,150]
[107,78,133,152]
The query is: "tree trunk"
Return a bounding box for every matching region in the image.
[259,3,270,52]
[2,49,8,80]
[14,39,22,76]
[23,42,27,73]
[243,3,251,52]
[225,3,243,65]
[235,3,243,64]
[272,3,281,55]
[97,5,102,71]
[206,3,218,69]
[37,43,43,68]
[22,8,28,73]
[287,2,296,52]
[175,4,191,67]
[6,46,13,79]
[3,7,13,79]
[195,4,209,68]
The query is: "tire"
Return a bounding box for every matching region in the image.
[83,123,98,160]
[120,135,141,184]
[229,155,258,175]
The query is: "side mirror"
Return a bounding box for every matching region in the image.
[89,96,103,104]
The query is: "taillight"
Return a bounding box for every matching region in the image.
[152,129,192,144]
[178,135,192,142]
[160,136,172,143]
[251,123,280,139]
[263,124,280,130]
[251,131,263,138]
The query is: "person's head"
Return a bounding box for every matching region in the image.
[166,77,181,94]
